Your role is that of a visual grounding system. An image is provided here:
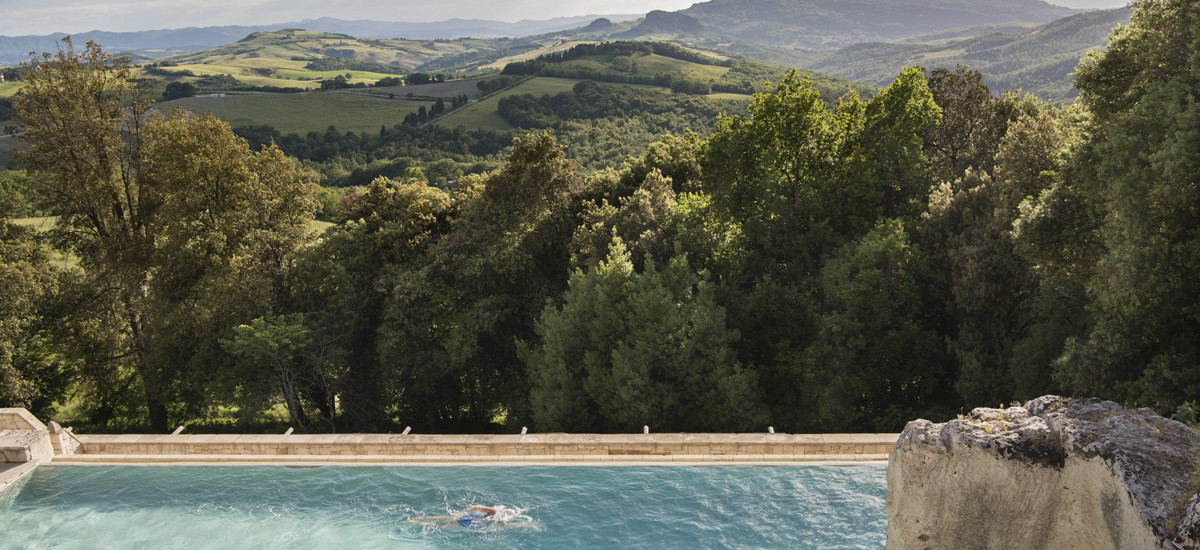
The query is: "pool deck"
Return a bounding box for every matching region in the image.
[4,406,896,472]
[51,432,897,466]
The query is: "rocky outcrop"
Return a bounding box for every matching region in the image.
[887,396,1200,549]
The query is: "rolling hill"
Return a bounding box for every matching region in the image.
[0,15,641,65]
[804,7,1132,102]
[679,0,1081,49]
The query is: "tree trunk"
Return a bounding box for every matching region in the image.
[147,396,169,433]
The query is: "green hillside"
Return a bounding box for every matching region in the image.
[163,92,434,135]
[502,41,871,100]
[805,7,1132,103]
[679,0,1079,48]
[146,29,530,91]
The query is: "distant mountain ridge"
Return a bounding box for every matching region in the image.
[804,7,1131,102]
[680,0,1081,48]
[0,15,641,65]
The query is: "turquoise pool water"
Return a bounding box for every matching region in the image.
[0,465,886,549]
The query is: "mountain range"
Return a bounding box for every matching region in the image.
[679,0,1080,48]
[0,0,1130,101]
[0,15,641,65]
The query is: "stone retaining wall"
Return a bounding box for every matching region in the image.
[0,409,53,464]
[61,432,897,464]
[0,408,46,432]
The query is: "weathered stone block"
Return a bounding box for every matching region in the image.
[887,396,1200,550]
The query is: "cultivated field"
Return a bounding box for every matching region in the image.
[376,77,501,99]
[0,81,22,98]
[478,41,597,70]
[441,76,582,130]
[162,92,433,134]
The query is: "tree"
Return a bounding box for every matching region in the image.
[287,176,452,430]
[221,314,347,432]
[0,218,65,415]
[798,220,950,431]
[524,239,766,432]
[6,39,318,431]
[162,81,196,100]
[375,133,584,431]
[1016,0,1200,411]
[922,66,1012,180]
[698,69,941,427]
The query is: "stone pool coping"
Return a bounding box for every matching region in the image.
[3,406,898,473]
[51,432,897,465]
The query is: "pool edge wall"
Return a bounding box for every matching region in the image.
[60,432,899,465]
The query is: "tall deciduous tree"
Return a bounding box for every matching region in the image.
[376,133,583,431]
[6,39,317,430]
[0,218,64,414]
[524,239,766,432]
[1017,0,1200,410]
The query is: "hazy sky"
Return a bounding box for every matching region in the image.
[0,0,1131,37]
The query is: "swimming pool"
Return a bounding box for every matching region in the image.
[0,464,886,549]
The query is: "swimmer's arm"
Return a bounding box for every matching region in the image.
[464,505,498,517]
[407,515,457,526]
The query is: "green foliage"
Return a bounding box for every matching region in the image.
[6,40,318,430]
[0,171,51,217]
[162,81,196,100]
[525,239,766,432]
[9,2,1199,433]
[0,218,67,415]
[368,134,583,431]
[1011,0,1200,412]
[221,314,346,432]
[805,7,1132,104]
[703,68,939,278]
[799,220,950,431]
[303,58,406,75]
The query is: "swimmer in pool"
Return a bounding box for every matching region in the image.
[407,505,533,528]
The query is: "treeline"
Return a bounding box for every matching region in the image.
[5,1,1197,435]
[522,41,733,68]
[303,58,407,75]
[317,75,403,90]
[189,74,304,94]
[502,41,733,95]
[504,58,715,95]
[498,80,735,129]
[234,80,750,185]
[400,96,471,126]
[503,41,870,100]
[233,122,511,187]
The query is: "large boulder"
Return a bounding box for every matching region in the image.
[887,396,1200,549]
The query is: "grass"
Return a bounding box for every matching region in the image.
[626,55,730,80]
[0,81,24,98]
[479,41,597,70]
[162,92,433,134]
[441,77,582,131]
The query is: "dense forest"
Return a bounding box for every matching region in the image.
[1,0,1197,434]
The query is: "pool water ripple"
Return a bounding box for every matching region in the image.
[0,464,886,549]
